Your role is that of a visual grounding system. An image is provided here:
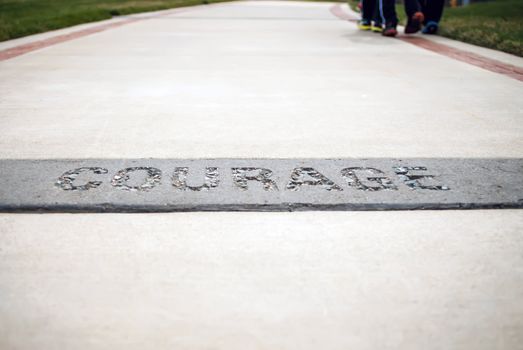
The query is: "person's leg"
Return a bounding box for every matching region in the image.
[422,0,445,34]
[404,0,424,34]
[378,0,398,36]
[371,0,383,32]
[359,0,376,30]
[423,0,445,23]
[404,0,421,18]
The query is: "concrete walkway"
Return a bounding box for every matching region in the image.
[0,1,522,349]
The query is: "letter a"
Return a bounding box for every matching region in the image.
[286,167,342,191]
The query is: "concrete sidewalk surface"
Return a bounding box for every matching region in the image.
[0,1,522,349]
[1,211,522,349]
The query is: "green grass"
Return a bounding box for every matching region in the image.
[0,0,234,42]
[438,0,522,57]
[349,0,523,57]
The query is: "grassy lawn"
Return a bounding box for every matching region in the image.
[0,0,233,42]
[349,0,522,57]
[438,0,522,57]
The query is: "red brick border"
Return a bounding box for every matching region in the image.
[399,36,523,82]
[0,6,195,62]
[0,19,139,62]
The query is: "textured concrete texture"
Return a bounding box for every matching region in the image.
[1,1,523,349]
[1,158,522,211]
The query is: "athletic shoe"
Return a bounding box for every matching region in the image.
[382,23,397,37]
[422,21,439,34]
[371,22,383,33]
[358,19,372,30]
[405,11,424,34]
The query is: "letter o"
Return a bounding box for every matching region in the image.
[111,167,162,191]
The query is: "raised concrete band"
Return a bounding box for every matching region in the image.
[0,158,522,212]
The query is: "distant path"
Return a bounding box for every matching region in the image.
[0,1,522,160]
[3,2,523,83]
